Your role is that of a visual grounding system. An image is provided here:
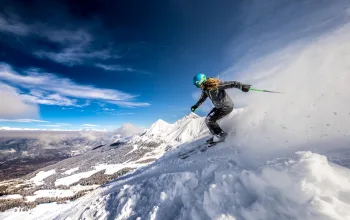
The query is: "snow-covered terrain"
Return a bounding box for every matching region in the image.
[30,170,56,186]
[0,194,23,200]
[39,151,350,220]
[10,112,206,189]
[54,163,143,187]
[25,185,99,202]
[54,170,101,187]
[1,0,350,219]
[62,167,79,175]
[0,112,209,213]
[0,128,136,182]
[129,112,210,159]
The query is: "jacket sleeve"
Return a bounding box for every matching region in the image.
[218,81,242,90]
[195,91,208,107]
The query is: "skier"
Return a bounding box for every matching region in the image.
[191,73,251,143]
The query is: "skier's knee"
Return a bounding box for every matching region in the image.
[205,116,214,125]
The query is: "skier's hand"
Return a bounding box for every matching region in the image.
[191,105,198,112]
[241,84,251,92]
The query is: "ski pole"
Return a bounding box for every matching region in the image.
[249,88,282,94]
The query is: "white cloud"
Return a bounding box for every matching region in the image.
[109,101,151,108]
[56,123,72,126]
[114,112,135,116]
[0,15,150,109]
[0,130,110,143]
[0,15,30,36]
[95,64,135,72]
[37,29,119,65]
[0,64,53,84]
[35,48,113,66]
[0,127,42,131]
[0,119,48,123]
[22,92,80,107]
[93,107,119,115]
[82,124,99,127]
[39,125,61,127]
[0,15,116,66]
[115,123,145,137]
[0,64,150,108]
[0,15,144,72]
[0,83,39,119]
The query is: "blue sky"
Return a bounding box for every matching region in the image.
[0,0,244,130]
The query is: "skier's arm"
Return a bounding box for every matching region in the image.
[194,91,208,107]
[219,81,251,92]
[218,81,243,90]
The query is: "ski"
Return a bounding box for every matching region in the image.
[178,141,219,159]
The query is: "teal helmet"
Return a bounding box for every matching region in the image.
[193,73,207,88]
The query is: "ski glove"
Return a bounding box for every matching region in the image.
[241,84,251,92]
[191,105,198,112]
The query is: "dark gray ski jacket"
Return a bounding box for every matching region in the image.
[195,81,242,109]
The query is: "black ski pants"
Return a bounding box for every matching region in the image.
[205,106,233,135]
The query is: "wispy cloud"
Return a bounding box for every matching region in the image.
[109,101,151,108]
[35,45,114,66]
[114,112,135,116]
[102,108,115,112]
[93,107,117,115]
[37,30,119,65]
[95,64,135,72]
[39,124,61,127]
[0,15,30,36]
[82,124,99,127]
[0,15,117,66]
[0,119,49,123]
[0,63,150,108]
[56,123,72,126]
[0,14,140,70]
[39,123,72,127]
[22,91,80,107]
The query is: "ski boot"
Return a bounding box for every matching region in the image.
[206,132,227,144]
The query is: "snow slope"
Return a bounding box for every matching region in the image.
[0,194,23,200]
[76,151,349,220]
[4,142,350,220]
[25,185,99,202]
[30,169,56,186]
[63,167,79,175]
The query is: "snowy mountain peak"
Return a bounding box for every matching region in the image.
[173,112,200,127]
[151,119,171,129]
[130,111,208,149]
[154,119,169,125]
[144,119,173,136]
[144,113,200,138]
[183,112,200,120]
